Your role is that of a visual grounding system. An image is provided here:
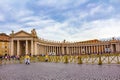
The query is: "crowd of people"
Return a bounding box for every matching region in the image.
[0,54,20,60]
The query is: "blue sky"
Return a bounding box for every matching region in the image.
[0,0,120,41]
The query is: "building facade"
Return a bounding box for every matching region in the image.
[0,33,10,56]
[1,29,120,56]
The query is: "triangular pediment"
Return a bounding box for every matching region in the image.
[14,30,32,38]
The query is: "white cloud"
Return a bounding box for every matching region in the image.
[15,9,34,19]
[35,18,120,41]
[68,18,120,41]
[37,0,88,10]
[0,0,119,42]
[90,4,114,15]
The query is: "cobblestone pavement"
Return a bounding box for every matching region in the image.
[0,63,120,80]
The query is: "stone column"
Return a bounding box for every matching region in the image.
[91,46,93,54]
[57,47,59,55]
[101,45,103,53]
[88,46,90,54]
[31,40,33,55]
[84,46,86,54]
[74,46,75,55]
[56,46,58,55]
[50,46,51,53]
[51,46,52,53]
[66,46,69,55]
[116,44,120,52]
[79,46,80,55]
[54,46,56,55]
[47,46,50,53]
[26,40,28,54]
[96,45,99,54]
[71,47,73,55]
[17,40,20,56]
[62,46,64,55]
[79,46,81,54]
[11,39,14,56]
[93,45,96,54]
[46,46,47,55]
[34,42,37,55]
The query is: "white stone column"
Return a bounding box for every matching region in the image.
[93,46,95,54]
[116,44,120,52]
[26,40,28,54]
[51,46,52,53]
[54,46,56,55]
[79,46,81,54]
[31,40,33,55]
[56,47,58,55]
[17,40,20,56]
[103,45,105,53]
[71,46,73,55]
[11,39,14,56]
[101,45,104,53]
[73,46,75,55]
[44,46,46,55]
[48,46,49,54]
[62,46,64,55]
[44,46,48,54]
[34,42,37,55]
[66,46,69,55]
[9,40,11,55]
[96,45,99,54]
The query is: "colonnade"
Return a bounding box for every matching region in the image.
[10,39,120,56]
[36,43,119,56]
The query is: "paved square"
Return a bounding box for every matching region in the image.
[0,63,120,80]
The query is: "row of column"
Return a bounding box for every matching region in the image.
[10,40,120,56]
[68,45,111,55]
[10,40,34,56]
[41,44,116,55]
[44,46,62,55]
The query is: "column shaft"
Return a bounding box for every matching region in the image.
[26,40,28,54]
[31,40,33,55]
[11,39,14,56]
[17,40,20,56]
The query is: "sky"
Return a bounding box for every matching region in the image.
[0,0,120,42]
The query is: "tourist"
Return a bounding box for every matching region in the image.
[45,54,48,62]
[24,54,30,64]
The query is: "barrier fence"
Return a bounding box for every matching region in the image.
[0,53,120,65]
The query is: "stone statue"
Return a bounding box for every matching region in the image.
[11,30,14,37]
[31,29,37,38]
[63,39,66,43]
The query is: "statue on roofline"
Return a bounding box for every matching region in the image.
[31,29,37,38]
[10,30,14,37]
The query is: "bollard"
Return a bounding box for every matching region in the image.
[116,54,120,64]
[55,56,58,63]
[77,56,82,64]
[39,56,42,62]
[19,58,23,64]
[107,54,110,64]
[98,54,102,65]
[64,55,68,64]
[48,56,51,62]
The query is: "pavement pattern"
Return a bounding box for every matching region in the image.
[0,63,120,80]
